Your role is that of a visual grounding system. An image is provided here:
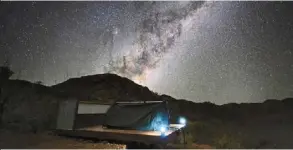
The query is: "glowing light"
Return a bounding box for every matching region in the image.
[132,68,151,85]
[179,117,186,125]
[160,126,166,133]
[159,126,167,137]
[133,74,146,84]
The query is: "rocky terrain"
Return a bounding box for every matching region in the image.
[52,73,160,103]
[1,72,293,148]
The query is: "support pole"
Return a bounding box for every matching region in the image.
[182,128,186,148]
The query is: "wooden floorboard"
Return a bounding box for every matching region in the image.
[78,126,171,136]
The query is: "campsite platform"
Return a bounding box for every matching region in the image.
[79,124,184,136]
[55,124,185,145]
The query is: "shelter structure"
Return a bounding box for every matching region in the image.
[104,100,170,131]
[56,99,111,130]
[55,99,185,147]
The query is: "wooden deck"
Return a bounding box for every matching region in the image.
[79,126,170,136]
[56,124,184,145]
[79,124,185,136]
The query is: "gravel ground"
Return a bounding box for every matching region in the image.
[0,129,126,149]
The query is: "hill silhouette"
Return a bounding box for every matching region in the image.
[0,73,293,148]
[52,73,160,103]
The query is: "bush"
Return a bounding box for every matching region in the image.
[0,66,14,81]
[213,133,243,148]
[186,121,217,144]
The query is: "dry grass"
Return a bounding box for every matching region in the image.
[167,143,214,149]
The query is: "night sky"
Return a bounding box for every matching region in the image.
[1,1,293,104]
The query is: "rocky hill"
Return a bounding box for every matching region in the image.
[52,73,160,103]
[1,73,293,148]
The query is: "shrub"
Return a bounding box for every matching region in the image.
[213,133,243,148]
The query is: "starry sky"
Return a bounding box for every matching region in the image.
[1,1,293,104]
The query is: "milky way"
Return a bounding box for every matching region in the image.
[0,1,293,104]
[104,1,206,82]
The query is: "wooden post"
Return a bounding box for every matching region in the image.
[182,128,186,148]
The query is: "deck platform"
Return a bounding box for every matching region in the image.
[55,124,184,145]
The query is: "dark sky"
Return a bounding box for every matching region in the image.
[0,1,293,104]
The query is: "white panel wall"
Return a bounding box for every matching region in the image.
[77,103,110,114]
[56,99,78,130]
